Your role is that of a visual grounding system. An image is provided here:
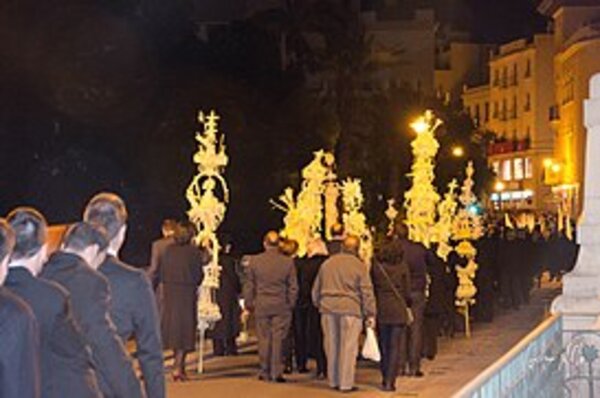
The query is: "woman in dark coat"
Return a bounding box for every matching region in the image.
[209,241,242,356]
[159,222,204,381]
[370,237,412,392]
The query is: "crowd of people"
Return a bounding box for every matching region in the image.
[0,195,580,397]
[0,193,164,398]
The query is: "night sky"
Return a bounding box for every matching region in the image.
[0,0,548,264]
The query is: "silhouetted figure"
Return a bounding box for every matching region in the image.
[0,218,41,398]
[158,222,204,380]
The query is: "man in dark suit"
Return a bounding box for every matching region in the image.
[394,222,431,378]
[147,218,177,289]
[41,222,143,398]
[0,218,41,398]
[243,231,298,383]
[4,208,102,398]
[84,193,165,398]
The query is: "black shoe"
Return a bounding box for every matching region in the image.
[411,370,424,378]
[284,366,293,374]
[315,373,326,380]
[382,384,396,392]
[258,373,269,381]
[298,367,309,374]
[274,376,287,383]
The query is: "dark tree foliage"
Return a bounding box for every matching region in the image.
[0,0,496,263]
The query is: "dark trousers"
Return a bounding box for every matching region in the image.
[422,314,440,359]
[293,306,308,369]
[400,291,426,373]
[212,337,237,356]
[377,324,405,387]
[307,306,327,375]
[256,313,292,379]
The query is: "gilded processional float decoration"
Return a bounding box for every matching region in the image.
[186,110,229,373]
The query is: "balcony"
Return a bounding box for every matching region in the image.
[455,315,600,398]
[487,138,530,156]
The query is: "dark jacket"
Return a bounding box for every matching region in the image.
[99,255,165,398]
[159,243,204,350]
[4,267,101,398]
[312,252,376,319]
[147,236,174,288]
[210,252,241,339]
[0,287,40,398]
[41,251,143,398]
[296,255,328,308]
[399,239,431,293]
[243,247,298,318]
[370,260,411,324]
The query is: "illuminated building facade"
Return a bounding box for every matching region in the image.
[463,34,556,211]
[539,0,600,216]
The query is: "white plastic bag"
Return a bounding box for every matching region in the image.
[361,327,381,362]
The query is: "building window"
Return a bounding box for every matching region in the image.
[502,159,512,181]
[524,93,531,112]
[501,99,507,120]
[475,104,480,125]
[493,102,499,118]
[492,161,500,176]
[493,69,500,86]
[512,96,518,119]
[525,59,532,78]
[484,102,490,122]
[512,63,518,85]
[525,157,533,179]
[502,67,508,88]
[514,158,524,180]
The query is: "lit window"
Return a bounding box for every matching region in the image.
[502,159,512,181]
[525,157,533,179]
[514,158,524,180]
[492,161,500,176]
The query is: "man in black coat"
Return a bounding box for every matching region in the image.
[293,239,329,377]
[4,208,102,398]
[0,218,41,398]
[41,222,143,398]
[84,193,165,398]
[147,219,176,292]
[210,241,242,356]
[394,223,430,377]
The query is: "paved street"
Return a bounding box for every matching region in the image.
[165,282,560,398]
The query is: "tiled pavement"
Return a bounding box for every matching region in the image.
[164,282,560,398]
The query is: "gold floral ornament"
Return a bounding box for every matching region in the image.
[341,178,373,266]
[452,161,482,338]
[185,110,229,373]
[271,150,333,257]
[404,110,442,248]
[385,199,399,236]
[435,180,458,261]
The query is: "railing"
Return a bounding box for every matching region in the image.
[454,315,564,398]
[455,314,600,397]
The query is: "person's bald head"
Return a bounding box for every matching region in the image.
[331,223,344,239]
[342,235,360,255]
[263,231,280,248]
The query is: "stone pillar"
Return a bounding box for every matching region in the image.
[552,73,600,331]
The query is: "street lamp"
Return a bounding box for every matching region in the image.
[452,145,465,158]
